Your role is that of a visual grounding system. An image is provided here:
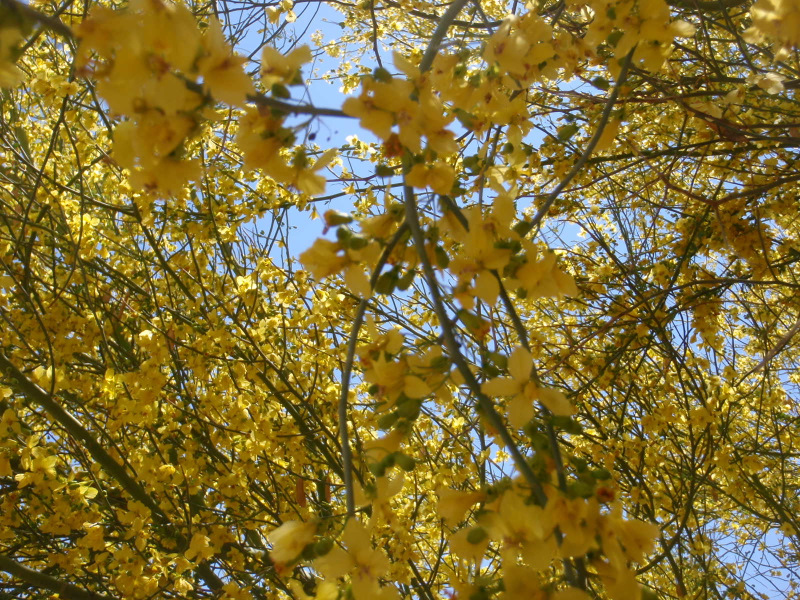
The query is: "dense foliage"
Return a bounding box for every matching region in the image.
[1,0,799,598]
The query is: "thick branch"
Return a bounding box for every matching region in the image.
[0,554,113,600]
[0,351,163,516]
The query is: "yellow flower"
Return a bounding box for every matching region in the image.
[133,0,201,73]
[342,77,416,143]
[129,157,201,196]
[114,112,196,169]
[592,560,645,600]
[437,487,485,526]
[448,527,490,563]
[406,162,455,195]
[445,203,514,307]
[617,518,658,564]
[235,107,293,173]
[141,71,203,115]
[362,353,430,403]
[510,248,578,299]
[501,564,548,600]
[286,148,337,196]
[267,520,317,565]
[546,494,599,558]
[482,346,538,428]
[314,520,396,600]
[0,27,24,88]
[479,490,557,570]
[342,93,395,141]
[288,580,338,600]
[299,238,348,280]
[185,532,215,561]
[747,0,800,46]
[262,44,311,88]
[74,6,136,68]
[482,346,574,426]
[95,51,151,116]
[198,19,254,107]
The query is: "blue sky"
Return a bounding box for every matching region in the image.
[237,2,378,257]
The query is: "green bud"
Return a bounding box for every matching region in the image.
[375,269,399,295]
[301,541,319,560]
[271,83,291,99]
[396,398,421,420]
[396,268,416,291]
[377,412,399,430]
[526,430,550,451]
[641,588,659,600]
[557,123,580,142]
[462,154,481,173]
[607,29,624,47]
[434,246,450,269]
[336,226,353,243]
[570,456,588,472]
[567,480,596,498]
[488,351,508,369]
[591,468,612,480]
[466,527,488,544]
[369,461,386,477]
[483,364,500,378]
[469,589,490,600]
[323,210,353,227]
[313,538,333,557]
[430,355,451,371]
[550,415,583,434]
[375,164,395,177]
[394,453,416,472]
[373,66,392,82]
[347,235,369,250]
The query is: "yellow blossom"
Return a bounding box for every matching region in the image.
[406,162,455,195]
[437,487,485,526]
[185,532,215,561]
[262,44,311,88]
[0,27,24,88]
[314,520,396,600]
[482,346,574,426]
[299,238,349,280]
[197,18,254,106]
[267,520,317,565]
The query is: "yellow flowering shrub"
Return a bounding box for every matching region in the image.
[1,0,799,599]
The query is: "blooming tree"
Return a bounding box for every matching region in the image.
[1,0,799,599]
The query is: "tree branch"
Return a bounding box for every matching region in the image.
[0,554,113,600]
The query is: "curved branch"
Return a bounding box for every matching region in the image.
[0,351,225,593]
[0,0,73,38]
[339,222,410,517]
[0,351,163,517]
[0,554,113,600]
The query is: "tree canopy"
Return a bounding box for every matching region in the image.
[1,0,799,598]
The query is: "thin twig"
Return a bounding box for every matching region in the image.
[1,0,350,118]
[339,222,410,517]
[403,185,548,505]
[530,48,635,234]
